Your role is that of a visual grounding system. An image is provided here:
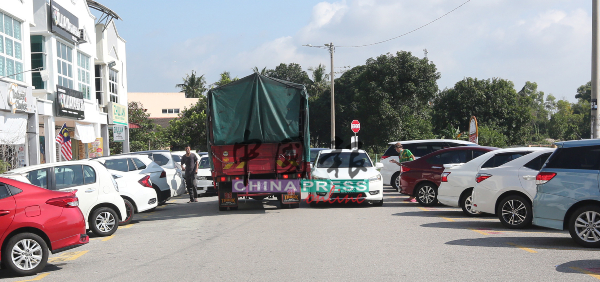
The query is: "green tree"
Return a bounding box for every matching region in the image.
[213,71,239,87]
[117,102,170,153]
[518,81,551,144]
[432,77,531,145]
[167,97,208,151]
[265,63,311,85]
[252,66,268,75]
[176,70,207,98]
[576,81,591,102]
[307,64,329,99]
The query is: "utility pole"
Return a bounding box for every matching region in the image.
[593,0,600,138]
[325,43,335,149]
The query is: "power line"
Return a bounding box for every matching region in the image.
[337,0,471,48]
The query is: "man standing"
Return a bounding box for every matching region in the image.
[181,146,199,203]
[390,142,416,202]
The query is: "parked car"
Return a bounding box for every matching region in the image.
[437,147,542,216]
[310,148,328,166]
[399,146,497,206]
[195,155,216,196]
[379,139,477,190]
[91,155,163,224]
[0,177,89,276]
[532,140,600,248]
[310,149,384,206]
[471,148,554,228]
[1,161,126,237]
[125,150,185,197]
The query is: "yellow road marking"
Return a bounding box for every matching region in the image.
[102,235,115,241]
[570,267,600,280]
[14,273,50,282]
[418,207,430,211]
[167,200,175,203]
[507,242,537,253]
[469,228,490,236]
[157,205,166,209]
[120,224,133,229]
[440,217,455,222]
[48,251,88,263]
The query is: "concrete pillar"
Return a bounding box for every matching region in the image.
[101,124,109,156]
[27,113,40,166]
[122,126,130,153]
[44,116,56,163]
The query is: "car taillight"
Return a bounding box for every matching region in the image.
[536,172,556,185]
[138,175,153,188]
[160,171,166,178]
[401,165,410,172]
[441,172,450,182]
[46,196,79,208]
[381,156,389,160]
[476,173,491,183]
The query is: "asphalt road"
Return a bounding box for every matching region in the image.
[1,186,599,281]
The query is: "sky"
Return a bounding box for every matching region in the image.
[92,0,593,102]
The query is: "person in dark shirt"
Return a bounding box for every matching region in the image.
[181,146,199,203]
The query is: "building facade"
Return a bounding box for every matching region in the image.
[0,0,129,168]
[128,92,198,127]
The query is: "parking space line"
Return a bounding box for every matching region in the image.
[469,228,490,236]
[48,251,89,263]
[507,242,537,253]
[102,235,115,241]
[14,273,50,282]
[440,217,455,222]
[570,267,600,280]
[418,207,430,212]
[120,224,134,229]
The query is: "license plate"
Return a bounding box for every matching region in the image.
[221,198,236,206]
[336,188,357,193]
[282,194,299,203]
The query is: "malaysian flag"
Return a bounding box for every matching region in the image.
[55,123,72,160]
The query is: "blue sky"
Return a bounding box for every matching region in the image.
[93,0,592,102]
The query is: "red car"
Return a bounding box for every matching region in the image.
[399,146,498,206]
[0,177,89,276]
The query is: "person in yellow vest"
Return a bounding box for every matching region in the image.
[390,142,416,202]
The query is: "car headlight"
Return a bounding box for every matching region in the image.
[368,174,382,182]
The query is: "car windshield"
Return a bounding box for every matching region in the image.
[316,152,373,168]
[199,157,210,169]
[310,150,322,162]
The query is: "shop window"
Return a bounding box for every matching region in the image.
[57,41,73,89]
[109,68,118,103]
[95,65,103,104]
[31,35,46,90]
[77,52,91,100]
[0,12,23,82]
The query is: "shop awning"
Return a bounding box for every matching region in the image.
[0,113,27,145]
[75,122,97,143]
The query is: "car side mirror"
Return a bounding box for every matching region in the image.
[376,162,384,169]
[112,174,123,179]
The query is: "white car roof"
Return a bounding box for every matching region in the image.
[317,149,368,154]
[92,155,153,164]
[4,160,103,174]
[481,148,555,169]
[387,139,476,145]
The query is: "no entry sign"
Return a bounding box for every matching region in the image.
[351,120,360,133]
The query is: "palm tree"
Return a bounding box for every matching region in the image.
[176,70,207,98]
[213,71,239,87]
[308,64,329,98]
[252,66,268,75]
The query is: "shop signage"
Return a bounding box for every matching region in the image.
[87,137,103,158]
[0,82,35,114]
[56,85,85,119]
[108,102,128,126]
[49,1,80,43]
[113,126,125,142]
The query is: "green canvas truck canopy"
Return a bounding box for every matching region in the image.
[207,73,310,162]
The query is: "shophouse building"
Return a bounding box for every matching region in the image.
[128,92,198,128]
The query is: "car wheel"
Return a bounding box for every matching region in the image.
[416,183,438,207]
[461,190,482,217]
[391,172,400,191]
[497,195,532,229]
[119,199,135,226]
[568,205,600,248]
[2,232,48,276]
[90,207,119,237]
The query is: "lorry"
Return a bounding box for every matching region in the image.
[206,73,310,211]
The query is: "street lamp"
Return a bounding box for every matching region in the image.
[304,42,336,149]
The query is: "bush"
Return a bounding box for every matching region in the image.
[478,125,508,148]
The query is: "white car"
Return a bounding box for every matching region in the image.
[310,149,384,206]
[195,156,216,195]
[379,139,477,190]
[127,151,185,197]
[1,161,126,237]
[471,148,555,228]
[437,147,546,216]
[91,155,165,224]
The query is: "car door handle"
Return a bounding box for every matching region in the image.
[522,175,536,180]
[432,166,442,169]
[85,189,95,193]
[0,210,10,216]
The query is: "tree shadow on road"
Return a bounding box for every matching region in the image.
[444,236,595,251]
[555,260,600,276]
